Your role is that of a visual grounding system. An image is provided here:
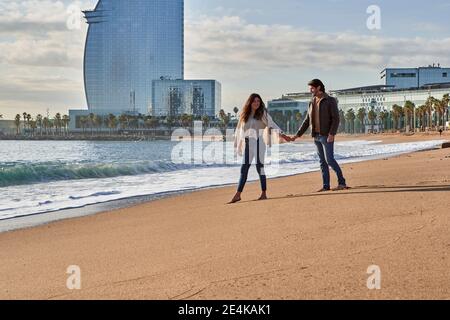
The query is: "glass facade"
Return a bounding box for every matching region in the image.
[418,67,450,87]
[83,0,184,115]
[383,68,419,89]
[382,67,450,89]
[152,80,221,117]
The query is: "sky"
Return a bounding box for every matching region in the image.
[1,0,450,119]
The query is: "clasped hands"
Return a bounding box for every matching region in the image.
[280,134,335,143]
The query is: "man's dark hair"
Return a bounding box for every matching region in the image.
[308,79,325,92]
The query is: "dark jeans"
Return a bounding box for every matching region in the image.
[314,135,346,189]
[237,138,267,192]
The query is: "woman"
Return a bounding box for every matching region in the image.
[229,93,290,204]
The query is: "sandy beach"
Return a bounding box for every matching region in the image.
[0,133,449,300]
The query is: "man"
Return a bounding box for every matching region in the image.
[290,79,349,192]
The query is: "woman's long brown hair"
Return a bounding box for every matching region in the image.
[240,93,266,123]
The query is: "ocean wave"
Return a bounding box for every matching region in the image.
[0,161,190,187]
[0,155,337,187]
[0,140,443,188]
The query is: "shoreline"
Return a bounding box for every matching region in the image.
[0,137,446,234]
[0,131,449,142]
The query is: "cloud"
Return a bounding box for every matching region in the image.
[0,0,94,68]
[0,0,94,117]
[185,15,450,76]
[2,3,450,118]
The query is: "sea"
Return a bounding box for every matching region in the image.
[0,139,445,231]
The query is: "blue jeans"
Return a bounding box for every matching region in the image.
[314,135,346,189]
[237,137,267,192]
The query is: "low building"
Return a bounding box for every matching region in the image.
[68,109,91,132]
[273,83,450,134]
[0,120,19,136]
[151,79,221,118]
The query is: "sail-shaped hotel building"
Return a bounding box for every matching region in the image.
[69,0,221,131]
[83,0,184,115]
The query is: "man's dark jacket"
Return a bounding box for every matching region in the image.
[296,92,340,138]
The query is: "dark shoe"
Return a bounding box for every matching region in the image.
[317,188,331,193]
[332,185,350,191]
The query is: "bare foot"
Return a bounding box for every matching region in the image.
[258,192,268,201]
[332,185,351,191]
[228,193,242,204]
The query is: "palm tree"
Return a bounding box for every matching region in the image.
[26,113,32,132]
[80,116,88,134]
[144,116,159,138]
[338,109,346,133]
[29,120,37,137]
[295,111,303,126]
[378,110,389,133]
[416,105,426,131]
[233,107,239,119]
[180,114,190,128]
[442,94,450,128]
[43,117,50,135]
[345,109,356,134]
[201,115,210,129]
[434,96,449,128]
[54,113,62,136]
[128,115,139,132]
[36,114,43,136]
[166,116,175,131]
[285,110,293,133]
[22,112,27,131]
[368,109,377,133]
[107,114,117,135]
[14,114,21,135]
[119,114,128,131]
[424,97,436,129]
[62,115,70,135]
[93,115,103,134]
[357,108,366,133]
[392,104,403,131]
[403,101,415,131]
[89,113,95,135]
[49,119,55,135]
[219,109,230,130]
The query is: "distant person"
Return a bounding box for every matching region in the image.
[290,79,349,192]
[229,93,290,204]
[439,128,443,136]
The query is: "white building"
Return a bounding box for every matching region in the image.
[273,82,450,133]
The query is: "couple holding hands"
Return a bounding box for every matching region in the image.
[230,79,349,204]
